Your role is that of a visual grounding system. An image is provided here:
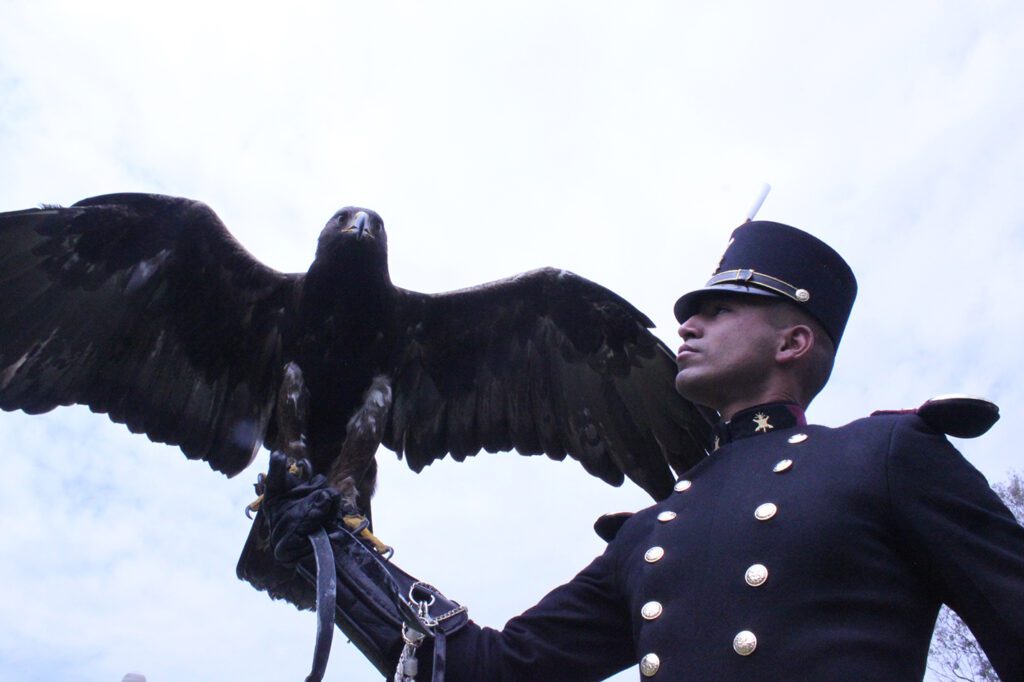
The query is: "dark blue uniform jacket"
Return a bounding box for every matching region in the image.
[440,404,1024,681]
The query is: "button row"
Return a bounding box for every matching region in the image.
[640,628,759,676]
[644,446,800,675]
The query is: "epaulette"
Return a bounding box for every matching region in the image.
[871,394,1000,439]
[594,512,634,542]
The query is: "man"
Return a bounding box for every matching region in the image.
[266,220,1024,680]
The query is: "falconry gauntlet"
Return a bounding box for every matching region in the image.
[241,452,468,681]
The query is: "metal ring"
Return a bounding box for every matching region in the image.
[409,581,437,608]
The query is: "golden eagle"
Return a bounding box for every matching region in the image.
[0,192,708,600]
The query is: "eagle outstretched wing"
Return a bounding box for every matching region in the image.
[386,268,709,500]
[0,193,297,475]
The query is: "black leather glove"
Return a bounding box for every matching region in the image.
[241,451,469,681]
[259,451,341,565]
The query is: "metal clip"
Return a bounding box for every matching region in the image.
[394,623,424,682]
[408,582,440,628]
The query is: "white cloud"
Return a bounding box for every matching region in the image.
[1,1,1022,680]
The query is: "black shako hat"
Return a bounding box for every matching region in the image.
[673,221,858,347]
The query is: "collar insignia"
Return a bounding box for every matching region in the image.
[753,412,774,433]
[711,403,804,449]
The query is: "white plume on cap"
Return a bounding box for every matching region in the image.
[746,183,772,221]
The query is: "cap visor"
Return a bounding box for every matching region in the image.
[673,284,782,323]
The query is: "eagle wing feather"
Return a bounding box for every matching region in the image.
[385,267,708,500]
[0,193,298,476]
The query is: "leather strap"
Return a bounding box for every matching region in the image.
[433,631,447,682]
[289,513,467,682]
[301,529,337,682]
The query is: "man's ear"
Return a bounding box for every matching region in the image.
[776,324,814,364]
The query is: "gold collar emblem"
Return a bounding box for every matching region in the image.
[713,435,721,451]
[753,412,774,433]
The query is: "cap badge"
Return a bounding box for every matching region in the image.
[753,412,774,433]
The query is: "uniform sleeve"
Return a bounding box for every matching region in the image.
[886,415,1024,680]
[440,545,635,682]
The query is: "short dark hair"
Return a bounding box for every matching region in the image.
[766,301,836,406]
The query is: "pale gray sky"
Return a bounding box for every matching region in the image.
[1,1,1022,680]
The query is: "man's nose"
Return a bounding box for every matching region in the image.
[678,317,700,341]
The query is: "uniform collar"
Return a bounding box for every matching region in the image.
[711,403,806,451]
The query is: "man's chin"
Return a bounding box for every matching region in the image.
[674,372,702,402]
[675,371,718,409]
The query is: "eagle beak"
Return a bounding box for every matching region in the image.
[342,211,373,240]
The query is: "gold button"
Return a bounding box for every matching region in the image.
[733,630,757,656]
[640,653,661,676]
[641,600,663,620]
[657,511,677,523]
[744,563,768,587]
[644,546,665,563]
[754,502,778,521]
[787,433,808,444]
[773,458,793,473]
[674,479,692,493]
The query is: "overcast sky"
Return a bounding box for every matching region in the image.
[1,1,1022,680]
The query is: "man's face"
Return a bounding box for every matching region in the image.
[674,294,783,413]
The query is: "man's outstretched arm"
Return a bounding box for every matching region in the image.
[248,451,635,681]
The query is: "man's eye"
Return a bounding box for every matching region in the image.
[714,305,731,315]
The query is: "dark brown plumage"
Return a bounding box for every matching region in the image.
[0,192,709,601]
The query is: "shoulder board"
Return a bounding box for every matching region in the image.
[871,394,999,438]
[594,512,634,542]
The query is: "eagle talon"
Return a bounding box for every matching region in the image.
[343,514,392,556]
[245,494,264,519]
[347,515,370,534]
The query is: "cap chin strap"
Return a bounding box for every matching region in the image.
[706,269,810,303]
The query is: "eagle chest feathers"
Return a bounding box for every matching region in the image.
[292,265,397,484]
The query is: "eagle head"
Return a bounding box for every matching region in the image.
[316,207,388,261]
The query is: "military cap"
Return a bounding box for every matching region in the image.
[674,220,858,347]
